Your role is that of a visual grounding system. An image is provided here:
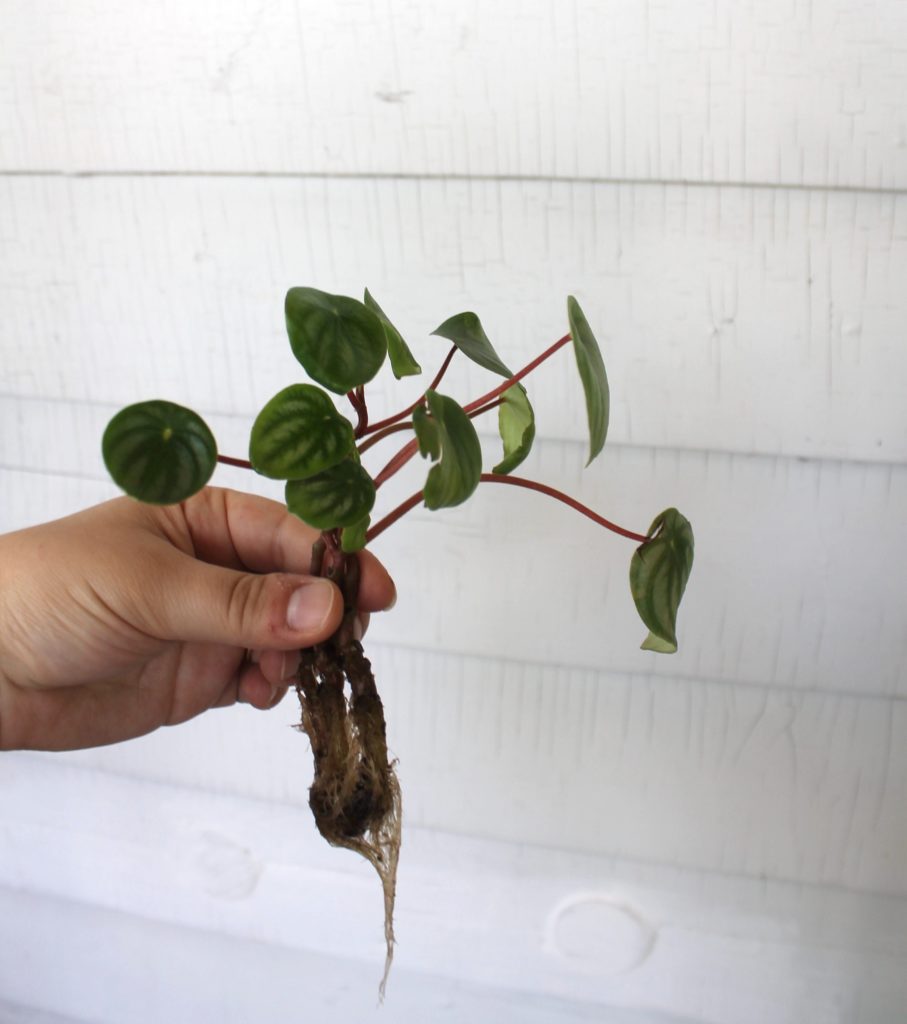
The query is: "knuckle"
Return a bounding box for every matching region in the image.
[225,572,271,641]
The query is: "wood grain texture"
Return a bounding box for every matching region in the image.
[1,760,905,1023]
[2,0,906,189]
[36,639,907,895]
[4,398,907,700]
[2,176,906,462]
[5,390,907,893]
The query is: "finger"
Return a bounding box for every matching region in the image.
[256,649,301,687]
[268,683,290,709]
[236,662,274,709]
[180,488,397,611]
[146,553,344,650]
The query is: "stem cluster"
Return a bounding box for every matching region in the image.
[217,329,649,549]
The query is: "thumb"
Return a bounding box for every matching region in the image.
[148,556,344,650]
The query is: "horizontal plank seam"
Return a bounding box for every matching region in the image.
[13,756,907,906]
[1,168,905,198]
[364,638,907,708]
[3,394,906,472]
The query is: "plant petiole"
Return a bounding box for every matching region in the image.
[364,344,458,436]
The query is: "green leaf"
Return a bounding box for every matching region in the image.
[285,460,376,530]
[285,287,387,394]
[431,312,512,378]
[494,383,535,474]
[418,390,482,510]
[249,384,354,480]
[364,289,422,379]
[629,508,694,654]
[567,295,610,465]
[102,400,217,505]
[340,515,370,553]
[412,404,441,459]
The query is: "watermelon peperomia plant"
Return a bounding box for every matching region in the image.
[102,287,694,988]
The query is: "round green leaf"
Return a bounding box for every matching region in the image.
[285,287,387,395]
[102,400,217,505]
[494,383,535,475]
[249,384,354,480]
[629,508,694,654]
[285,460,376,530]
[364,289,422,379]
[431,311,512,378]
[418,390,482,510]
[567,295,610,466]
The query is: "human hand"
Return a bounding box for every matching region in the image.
[0,487,396,751]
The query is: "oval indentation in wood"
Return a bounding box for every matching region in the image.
[545,892,657,975]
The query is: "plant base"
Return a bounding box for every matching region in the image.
[295,543,402,996]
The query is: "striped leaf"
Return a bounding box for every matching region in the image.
[102,400,216,504]
[629,508,694,654]
[249,384,354,480]
[285,460,376,530]
[285,287,387,395]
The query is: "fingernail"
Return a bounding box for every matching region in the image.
[279,651,301,681]
[286,580,336,634]
[353,615,364,642]
[386,586,397,611]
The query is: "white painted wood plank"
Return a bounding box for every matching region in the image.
[0,1001,92,1024]
[4,402,907,700]
[31,635,906,895]
[0,892,688,1024]
[1,0,906,190]
[0,760,905,1023]
[2,177,905,463]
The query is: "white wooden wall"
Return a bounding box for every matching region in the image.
[1,2,906,1021]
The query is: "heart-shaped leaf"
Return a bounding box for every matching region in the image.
[567,295,609,466]
[285,287,387,394]
[629,508,694,654]
[494,383,535,474]
[364,289,422,379]
[249,384,354,480]
[431,312,512,378]
[285,459,376,530]
[416,390,482,510]
[102,400,217,504]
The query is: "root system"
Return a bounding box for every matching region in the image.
[295,540,401,995]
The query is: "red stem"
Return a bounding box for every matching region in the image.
[373,437,420,488]
[463,332,571,415]
[357,420,415,455]
[468,397,505,419]
[371,395,509,487]
[364,344,458,436]
[365,489,425,544]
[217,454,254,469]
[365,473,650,547]
[347,388,369,437]
[479,474,650,543]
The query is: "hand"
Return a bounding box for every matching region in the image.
[0,487,396,751]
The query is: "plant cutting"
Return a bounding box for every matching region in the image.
[102,287,694,989]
